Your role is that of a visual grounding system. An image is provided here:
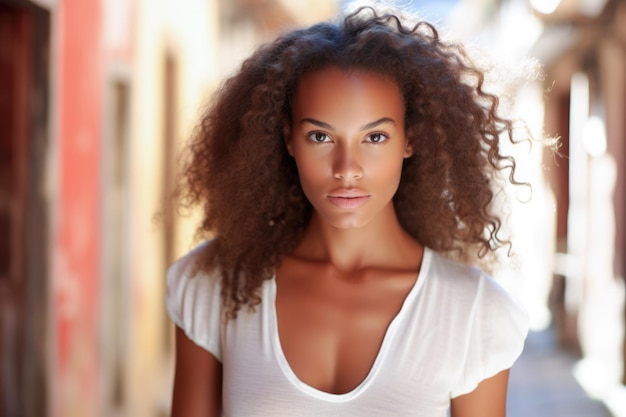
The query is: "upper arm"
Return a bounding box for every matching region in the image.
[171,326,223,417]
[449,369,510,417]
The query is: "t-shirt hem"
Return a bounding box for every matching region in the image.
[449,326,528,398]
[166,297,223,362]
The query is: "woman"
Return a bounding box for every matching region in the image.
[167,6,528,416]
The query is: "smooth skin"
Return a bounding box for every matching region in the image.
[171,327,222,417]
[170,66,510,416]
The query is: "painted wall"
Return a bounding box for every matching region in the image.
[51,0,103,415]
[44,1,337,416]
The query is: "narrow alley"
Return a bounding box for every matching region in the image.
[508,330,613,417]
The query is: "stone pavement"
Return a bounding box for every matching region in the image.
[507,329,612,417]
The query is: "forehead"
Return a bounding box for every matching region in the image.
[292,66,404,122]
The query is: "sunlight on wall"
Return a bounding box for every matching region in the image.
[509,83,554,331]
[530,0,561,15]
[567,72,626,417]
[582,116,607,157]
[566,72,589,318]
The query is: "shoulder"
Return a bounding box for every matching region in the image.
[167,240,217,283]
[425,251,528,397]
[166,241,221,314]
[428,251,482,285]
[427,251,523,319]
[166,240,224,360]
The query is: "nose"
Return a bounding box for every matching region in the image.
[333,143,363,181]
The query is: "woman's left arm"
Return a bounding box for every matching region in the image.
[449,369,510,417]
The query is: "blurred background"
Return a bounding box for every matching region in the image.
[0,0,625,416]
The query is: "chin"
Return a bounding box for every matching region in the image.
[320,213,372,230]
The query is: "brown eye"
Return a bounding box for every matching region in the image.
[308,132,331,143]
[366,133,389,143]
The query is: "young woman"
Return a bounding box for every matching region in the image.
[166,6,529,416]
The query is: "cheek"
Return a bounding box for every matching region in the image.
[293,152,325,190]
[369,151,405,174]
[371,156,405,194]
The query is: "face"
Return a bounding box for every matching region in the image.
[287,66,413,230]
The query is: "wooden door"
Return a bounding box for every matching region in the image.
[0,2,49,416]
[0,5,30,415]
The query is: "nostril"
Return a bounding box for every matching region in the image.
[332,147,363,180]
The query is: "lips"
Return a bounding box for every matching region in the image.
[327,189,371,209]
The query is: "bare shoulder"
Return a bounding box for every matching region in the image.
[449,369,510,417]
[171,326,222,417]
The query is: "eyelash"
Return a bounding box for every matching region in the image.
[305,131,390,144]
[366,132,389,143]
[307,131,331,143]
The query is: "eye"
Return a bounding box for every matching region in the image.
[365,133,389,143]
[307,132,331,143]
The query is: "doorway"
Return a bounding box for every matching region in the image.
[0,1,50,415]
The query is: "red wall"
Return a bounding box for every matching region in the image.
[53,0,102,414]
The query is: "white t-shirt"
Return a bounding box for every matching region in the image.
[166,243,528,416]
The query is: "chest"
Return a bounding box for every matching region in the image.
[218,271,463,416]
[274,268,417,395]
[214,252,503,415]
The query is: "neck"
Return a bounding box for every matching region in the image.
[292,207,422,273]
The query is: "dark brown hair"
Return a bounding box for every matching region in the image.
[180,6,526,316]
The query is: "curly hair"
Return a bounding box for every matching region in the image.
[180,6,525,317]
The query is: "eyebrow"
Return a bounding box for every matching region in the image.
[300,117,396,131]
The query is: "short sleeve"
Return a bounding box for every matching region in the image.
[165,242,224,361]
[450,274,528,398]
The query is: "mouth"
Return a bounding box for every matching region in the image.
[327,190,371,209]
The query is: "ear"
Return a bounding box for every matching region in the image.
[283,124,294,156]
[403,142,414,158]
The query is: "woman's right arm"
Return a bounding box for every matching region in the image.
[171,326,223,417]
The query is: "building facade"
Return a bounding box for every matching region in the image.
[0,0,335,416]
[534,0,626,411]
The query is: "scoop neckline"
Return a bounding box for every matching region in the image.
[268,246,432,403]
